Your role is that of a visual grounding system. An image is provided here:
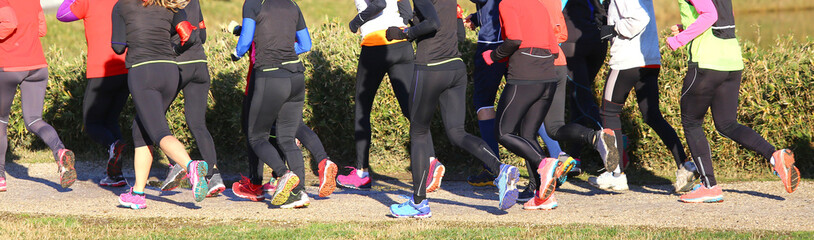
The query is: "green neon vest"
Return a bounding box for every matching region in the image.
[678,0,744,71]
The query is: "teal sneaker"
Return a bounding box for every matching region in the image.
[390,196,431,218]
[495,164,519,210]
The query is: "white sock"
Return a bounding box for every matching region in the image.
[357,169,368,178]
[770,156,776,166]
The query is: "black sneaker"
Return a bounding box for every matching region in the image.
[160,164,187,191]
[467,168,496,187]
[517,185,535,203]
[280,190,310,209]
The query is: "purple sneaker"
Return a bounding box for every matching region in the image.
[426,157,445,193]
[119,188,146,209]
[186,160,209,202]
[336,167,371,189]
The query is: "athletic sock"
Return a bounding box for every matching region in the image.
[357,169,368,178]
[133,190,145,196]
[186,161,194,173]
[478,119,500,159]
[537,123,562,158]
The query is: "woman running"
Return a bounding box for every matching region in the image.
[590,0,695,192]
[157,0,225,198]
[387,0,520,218]
[56,0,129,187]
[231,0,313,208]
[112,0,208,209]
[337,0,443,190]
[0,0,77,192]
[667,0,799,203]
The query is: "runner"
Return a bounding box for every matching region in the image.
[0,0,77,191]
[56,0,129,187]
[112,0,208,209]
[388,0,521,218]
[230,0,313,208]
[666,0,799,203]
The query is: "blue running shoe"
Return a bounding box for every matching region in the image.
[494,164,519,210]
[390,196,431,218]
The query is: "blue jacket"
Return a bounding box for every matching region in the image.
[468,0,502,44]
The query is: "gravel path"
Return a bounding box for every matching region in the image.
[0,161,810,232]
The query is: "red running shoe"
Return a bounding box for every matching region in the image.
[232,175,265,201]
[56,149,77,189]
[772,149,800,193]
[426,157,445,193]
[318,158,338,197]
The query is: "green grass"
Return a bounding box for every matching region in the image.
[1,213,812,239]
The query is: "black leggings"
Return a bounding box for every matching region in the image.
[680,66,775,188]
[0,68,66,178]
[245,70,306,192]
[354,42,414,170]
[562,42,607,157]
[130,63,181,148]
[243,69,329,185]
[178,62,217,177]
[600,67,687,167]
[82,74,129,147]
[409,64,502,202]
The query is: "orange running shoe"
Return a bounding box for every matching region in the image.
[771,149,800,193]
[317,158,338,197]
[679,184,723,203]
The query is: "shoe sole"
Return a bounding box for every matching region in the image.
[271,174,300,206]
[118,198,146,209]
[498,166,519,210]
[679,196,724,203]
[318,161,338,198]
[588,177,629,191]
[281,197,311,209]
[160,167,188,191]
[426,164,446,193]
[99,180,127,187]
[538,160,559,201]
[233,190,265,201]
[523,203,558,210]
[600,130,620,173]
[556,158,577,187]
[391,211,432,218]
[775,150,800,193]
[59,150,77,189]
[467,181,496,187]
[674,170,696,193]
[337,179,371,190]
[206,183,226,198]
[191,162,209,202]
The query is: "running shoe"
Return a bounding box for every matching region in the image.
[119,188,146,209]
[674,161,699,193]
[270,171,300,206]
[99,175,127,187]
[0,177,6,192]
[555,153,578,187]
[467,168,496,187]
[263,178,278,193]
[594,129,620,173]
[187,160,209,202]
[517,185,534,203]
[588,172,629,191]
[317,158,338,197]
[390,196,431,218]
[523,194,558,210]
[426,157,445,193]
[106,140,126,178]
[679,184,723,203]
[206,173,226,198]
[160,163,187,191]
[336,167,371,189]
[56,149,77,189]
[536,157,559,201]
[494,164,519,210]
[771,149,800,193]
[281,190,311,209]
[232,175,265,201]
[567,158,582,177]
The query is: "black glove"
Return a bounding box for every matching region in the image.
[600,25,617,40]
[231,25,242,36]
[349,17,363,33]
[385,27,408,41]
[230,52,241,61]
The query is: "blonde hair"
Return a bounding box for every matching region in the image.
[143,0,190,11]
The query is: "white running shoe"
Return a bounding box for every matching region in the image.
[588,172,629,191]
[674,161,698,193]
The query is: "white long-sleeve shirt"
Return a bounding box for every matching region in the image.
[607,0,661,70]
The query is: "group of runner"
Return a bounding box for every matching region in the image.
[0,0,800,217]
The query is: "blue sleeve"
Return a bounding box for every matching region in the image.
[294,27,311,55]
[234,18,255,57]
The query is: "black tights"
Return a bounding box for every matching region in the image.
[178,63,217,177]
[409,64,502,202]
[82,74,128,147]
[600,67,687,168]
[680,66,775,188]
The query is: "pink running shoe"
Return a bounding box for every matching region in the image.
[679,184,723,203]
[772,149,800,193]
[233,176,265,201]
[119,188,146,209]
[263,178,278,193]
[523,194,558,210]
[318,158,338,197]
[0,177,6,192]
[336,167,371,189]
[536,157,559,202]
[56,149,77,189]
[426,157,445,193]
[186,160,209,202]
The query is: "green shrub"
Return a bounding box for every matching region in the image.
[15,14,811,180]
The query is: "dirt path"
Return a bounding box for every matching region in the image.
[0,161,810,232]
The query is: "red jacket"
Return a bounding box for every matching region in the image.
[59,0,128,78]
[0,0,47,71]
